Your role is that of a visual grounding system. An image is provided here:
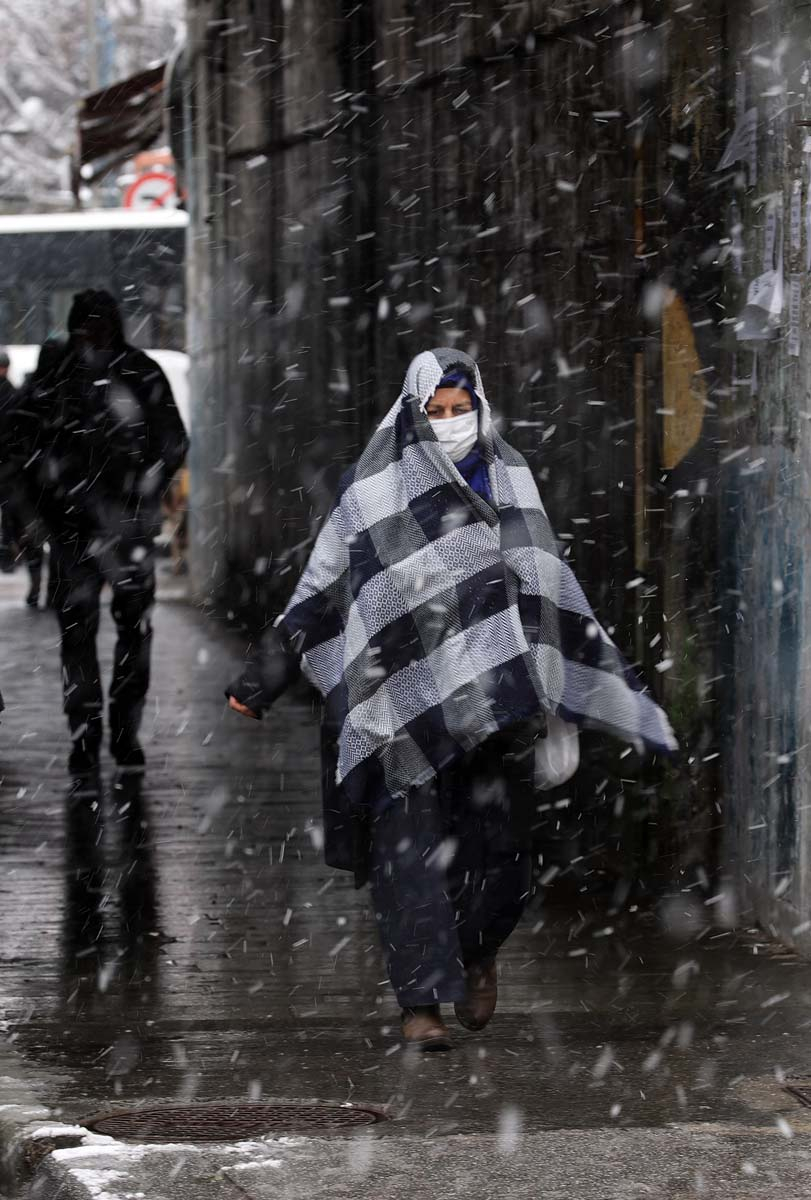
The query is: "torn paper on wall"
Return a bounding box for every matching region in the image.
[737,270,783,340]
[788,275,801,357]
[791,179,802,254]
[729,201,744,276]
[736,203,783,341]
[716,107,758,185]
[763,204,778,269]
[806,149,811,272]
[735,70,746,121]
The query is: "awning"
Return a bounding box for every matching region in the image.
[78,62,167,186]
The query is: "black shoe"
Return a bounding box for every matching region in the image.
[26,568,42,607]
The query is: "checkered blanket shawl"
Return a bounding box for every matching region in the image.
[278,349,677,807]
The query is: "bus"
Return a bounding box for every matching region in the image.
[0,208,187,354]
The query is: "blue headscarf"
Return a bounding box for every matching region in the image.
[436,369,493,503]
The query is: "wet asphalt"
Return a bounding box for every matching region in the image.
[3,568,811,1196]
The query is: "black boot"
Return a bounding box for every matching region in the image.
[110,710,146,774]
[401,1005,452,1051]
[26,566,42,608]
[68,715,101,782]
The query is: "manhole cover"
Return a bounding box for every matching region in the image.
[85,1101,387,1143]
[785,1084,811,1109]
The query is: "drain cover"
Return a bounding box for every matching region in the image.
[785,1084,811,1109]
[85,1101,386,1143]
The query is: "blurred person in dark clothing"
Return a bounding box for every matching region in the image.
[0,499,49,607]
[0,349,19,574]
[3,340,68,607]
[0,348,13,404]
[0,348,44,601]
[7,293,188,784]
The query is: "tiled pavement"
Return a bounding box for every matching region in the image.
[2,570,811,1197]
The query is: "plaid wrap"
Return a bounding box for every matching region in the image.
[279,348,677,808]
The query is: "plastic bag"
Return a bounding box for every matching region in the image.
[534,712,580,791]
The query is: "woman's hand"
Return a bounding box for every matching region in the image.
[228,695,259,719]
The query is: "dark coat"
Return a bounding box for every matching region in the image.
[0,375,19,715]
[0,376,16,408]
[5,342,188,543]
[0,376,20,504]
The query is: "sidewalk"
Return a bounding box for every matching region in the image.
[2,572,811,1197]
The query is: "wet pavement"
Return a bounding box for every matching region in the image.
[3,568,811,1196]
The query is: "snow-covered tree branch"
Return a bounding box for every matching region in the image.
[0,0,184,208]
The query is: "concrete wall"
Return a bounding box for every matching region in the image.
[718,2,811,947]
[183,1,645,625]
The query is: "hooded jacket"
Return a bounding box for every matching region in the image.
[9,332,188,540]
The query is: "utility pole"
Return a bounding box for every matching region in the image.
[85,0,99,92]
[85,0,115,91]
[96,0,116,89]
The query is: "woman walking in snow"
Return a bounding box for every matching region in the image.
[226,347,676,1050]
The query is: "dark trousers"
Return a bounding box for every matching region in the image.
[50,528,155,760]
[1,497,48,597]
[369,729,536,1008]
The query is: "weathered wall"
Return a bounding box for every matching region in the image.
[181,0,733,890]
[632,2,727,888]
[718,2,811,947]
[184,1,644,616]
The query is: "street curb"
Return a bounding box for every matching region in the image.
[0,1036,87,1196]
[0,1102,51,1195]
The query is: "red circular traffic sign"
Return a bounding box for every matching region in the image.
[123,171,178,210]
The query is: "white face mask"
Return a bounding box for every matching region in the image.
[430,409,478,462]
